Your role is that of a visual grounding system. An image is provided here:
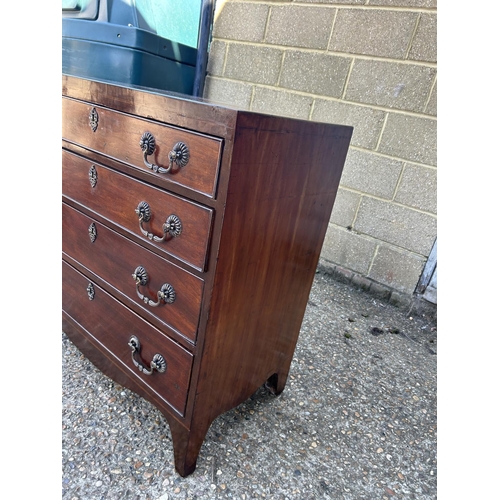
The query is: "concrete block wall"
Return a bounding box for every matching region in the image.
[204,0,437,297]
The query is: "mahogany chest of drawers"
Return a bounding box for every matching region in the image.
[62,74,352,476]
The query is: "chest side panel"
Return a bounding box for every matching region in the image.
[195,113,353,419]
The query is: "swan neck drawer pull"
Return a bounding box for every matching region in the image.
[128,335,166,375]
[132,266,176,307]
[139,132,189,174]
[135,201,182,242]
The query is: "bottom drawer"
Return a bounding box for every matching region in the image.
[62,260,193,416]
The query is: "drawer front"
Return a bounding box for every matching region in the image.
[62,97,222,198]
[63,203,203,343]
[62,150,213,271]
[62,261,193,416]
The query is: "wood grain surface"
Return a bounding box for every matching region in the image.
[62,97,223,197]
[63,203,204,343]
[62,261,193,416]
[63,149,213,271]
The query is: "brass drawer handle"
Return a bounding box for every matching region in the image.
[128,335,166,375]
[135,201,182,242]
[132,266,176,307]
[139,132,190,174]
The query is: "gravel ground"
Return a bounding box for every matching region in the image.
[62,270,437,500]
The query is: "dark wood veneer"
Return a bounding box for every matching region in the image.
[62,75,352,477]
[63,261,193,416]
[63,203,204,343]
[62,97,223,197]
[62,149,213,271]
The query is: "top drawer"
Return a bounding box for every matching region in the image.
[62,97,223,198]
